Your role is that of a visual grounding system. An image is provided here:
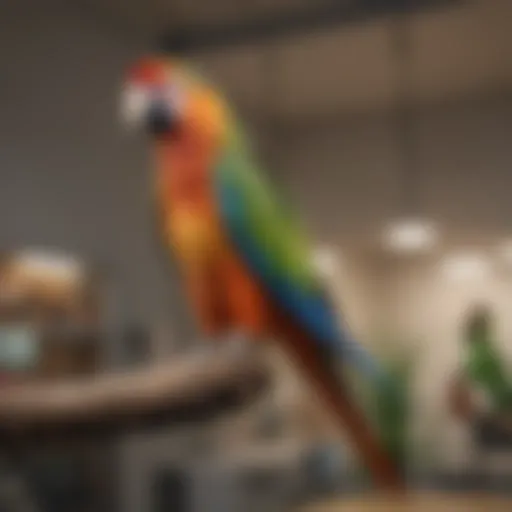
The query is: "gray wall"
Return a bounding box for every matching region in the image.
[0,1,194,359]
[273,95,512,245]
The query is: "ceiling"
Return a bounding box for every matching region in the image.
[74,0,512,121]
[6,0,508,124]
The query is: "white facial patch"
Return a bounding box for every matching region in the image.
[121,84,150,128]
[121,67,189,132]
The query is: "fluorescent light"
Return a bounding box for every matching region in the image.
[313,247,338,277]
[441,252,490,281]
[121,84,149,128]
[383,218,438,254]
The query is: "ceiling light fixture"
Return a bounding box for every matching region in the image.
[383,218,438,254]
[383,20,439,257]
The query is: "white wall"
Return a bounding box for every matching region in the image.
[322,247,512,470]
[369,252,512,469]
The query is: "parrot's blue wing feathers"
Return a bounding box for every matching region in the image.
[217,169,340,345]
[214,139,386,383]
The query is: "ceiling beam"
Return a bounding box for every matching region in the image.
[161,0,463,54]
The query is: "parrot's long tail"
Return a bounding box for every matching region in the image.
[335,328,389,384]
[271,308,405,491]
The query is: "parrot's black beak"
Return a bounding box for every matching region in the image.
[147,101,179,136]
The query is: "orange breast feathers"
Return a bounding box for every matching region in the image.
[153,137,268,338]
[154,134,225,265]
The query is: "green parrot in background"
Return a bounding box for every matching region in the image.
[463,306,512,413]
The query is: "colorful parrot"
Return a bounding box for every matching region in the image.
[122,56,403,489]
[463,306,512,412]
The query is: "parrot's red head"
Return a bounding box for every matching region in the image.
[122,56,227,145]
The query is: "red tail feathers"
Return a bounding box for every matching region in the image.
[271,306,404,491]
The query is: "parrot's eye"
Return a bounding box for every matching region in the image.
[146,84,183,136]
[147,100,179,136]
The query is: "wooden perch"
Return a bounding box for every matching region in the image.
[0,348,268,441]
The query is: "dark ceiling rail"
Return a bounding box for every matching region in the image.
[161,0,462,54]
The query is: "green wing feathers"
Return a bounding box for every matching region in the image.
[218,124,321,293]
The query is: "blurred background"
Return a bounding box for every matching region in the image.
[1,0,512,510]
